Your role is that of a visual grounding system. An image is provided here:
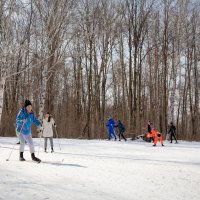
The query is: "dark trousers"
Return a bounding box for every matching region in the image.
[170,133,177,143]
[119,131,127,141]
[149,137,154,143]
[44,137,54,150]
[148,132,154,143]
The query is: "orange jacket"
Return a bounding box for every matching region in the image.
[147,130,162,138]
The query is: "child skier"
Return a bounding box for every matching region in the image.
[42,112,56,153]
[147,129,164,146]
[16,100,42,162]
[116,120,127,141]
[106,116,117,140]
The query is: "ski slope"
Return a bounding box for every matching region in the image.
[0,137,200,200]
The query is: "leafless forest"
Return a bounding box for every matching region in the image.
[0,0,200,140]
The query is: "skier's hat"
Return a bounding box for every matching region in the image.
[25,99,32,108]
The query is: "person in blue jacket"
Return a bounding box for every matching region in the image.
[16,100,42,162]
[106,116,117,140]
[116,120,127,141]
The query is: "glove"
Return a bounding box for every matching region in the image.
[16,130,19,136]
[37,126,42,133]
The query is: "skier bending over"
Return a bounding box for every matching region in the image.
[147,130,164,146]
[16,100,42,162]
[106,116,117,140]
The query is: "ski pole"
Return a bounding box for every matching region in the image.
[6,138,18,161]
[6,122,25,161]
[37,128,43,157]
[55,127,61,151]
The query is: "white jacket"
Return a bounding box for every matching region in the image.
[42,117,55,137]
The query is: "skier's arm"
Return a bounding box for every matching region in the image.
[16,111,26,125]
[52,118,56,127]
[16,111,26,133]
[168,127,171,134]
[32,113,42,127]
[40,120,45,131]
[41,119,44,128]
[173,126,176,135]
[147,133,153,138]
[122,124,125,132]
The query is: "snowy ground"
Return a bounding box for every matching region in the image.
[0,137,200,200]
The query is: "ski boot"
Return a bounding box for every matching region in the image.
[19,152,25,161]
[31,153,41,163]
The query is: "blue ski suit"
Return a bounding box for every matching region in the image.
[106,117,117,140]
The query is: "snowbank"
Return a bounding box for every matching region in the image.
[0,137,200,200]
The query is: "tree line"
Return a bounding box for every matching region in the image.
[0,0,200,140]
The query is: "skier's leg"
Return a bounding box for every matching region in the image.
[110,131,115,140]
[44,138,47,151]
[108,131,112,140]
[49,137,51,148]
[153,137,157,146]
[23,134,35,154]
[18,133,26,161]
[170,133,173,143]
[23,134,41,162]
[110,132,114,139]
[18,133,25,153]
[149,137,151,143]
[121,132,127,141]
[112,131,117,140]
[160,136,164,146]
[174,134,178,143]
[50,137,54,152]
[172,134,177,143]
[119,131,121,141]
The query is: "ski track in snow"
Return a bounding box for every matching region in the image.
[0,137,200,200]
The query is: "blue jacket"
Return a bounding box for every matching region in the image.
[16,107,41,135]
[106,118,115,133]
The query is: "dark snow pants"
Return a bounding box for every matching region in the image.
[170,133,177,143]
[44,137,53,150]
[119,131,127,141]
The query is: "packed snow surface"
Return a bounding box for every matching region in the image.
[0,137,200,200]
